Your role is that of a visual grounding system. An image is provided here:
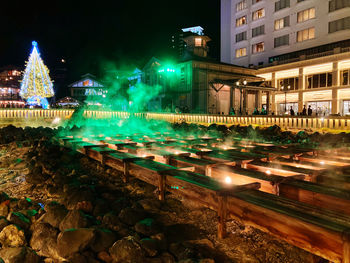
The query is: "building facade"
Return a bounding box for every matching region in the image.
[69,74,107,105]
[140,34,273,114]
[221,0,350,67]
[0,66,24,108]
[257,49,350,116]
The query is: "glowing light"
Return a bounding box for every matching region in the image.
[266,170,271,175]
[52,117,61,125]
[225,176,232,184]
[320,161,325,165]
[20,41,54,108]
[26,96,49,109]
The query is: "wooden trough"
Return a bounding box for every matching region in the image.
[56,134,350,263]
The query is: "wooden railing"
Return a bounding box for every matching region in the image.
[0,109,75,119]
[145,113,350,131]
[1,109,350,131]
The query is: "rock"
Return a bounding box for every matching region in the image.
[0,225,26,247]
[0,218,9,232]
[59,210,88,232]
[90,228,117,253]
[75,201,93,213]
[17,198,31,210]
[64,188,95,210]
[110,198,130,214]
[137,199,161,212]
[26,166,49,184]
[109,236,145,263]
[57,228,96,258]
[0,193,10,204]
[135,218,161,236]
[82,251,100,263]
[140,238,158,257]
[168,243,196,261]
[178,260,196,263]
[159,252,175,263]
[93,199,110,217]
[40,202,68,228]
[0,247,40,263]
[97,251,112,263]
[0,201,9,217]
[6,212,30,230]
[199,259,215,263]
[29,223,61,259]
[150,233,167,251]
[67,253,87,263]
[118,208,146,226]
[102,213,124,231]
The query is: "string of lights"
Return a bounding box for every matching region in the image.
[19,41,54,108]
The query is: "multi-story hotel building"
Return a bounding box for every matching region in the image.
[221,0,350,115]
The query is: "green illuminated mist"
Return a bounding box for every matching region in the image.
[60,67,173,138]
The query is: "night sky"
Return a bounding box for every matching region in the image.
[1,0,220,83]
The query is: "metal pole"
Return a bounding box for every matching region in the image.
[285,91,287,113]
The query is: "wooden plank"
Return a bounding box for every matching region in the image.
[228,189,348,263]
[279,180,350,216]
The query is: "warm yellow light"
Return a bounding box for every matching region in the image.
[225,176,232,184]
[266,170,271,175]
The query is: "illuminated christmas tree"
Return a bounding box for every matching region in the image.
[20,41,54,109]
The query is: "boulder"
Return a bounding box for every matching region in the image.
[97,251,113,263]
[110,198,130,214]
[40,202,68,228]
[17,198,31,210]
[29,223,61,259]
[159,252,175,263]
[102,213,125,232]
[57,228,96,258]
[64,188,95,210]
[150,233,167,251]
[0,218,9,232]
[140,238,158,257]
[67,253,88,263]
[168,243,196,261]
[0,225,26,247]
[93,199,110,217]
[59,210,88,232]
[109,236,145,263]
[0,247,40,263]
[76,201,93,213]
[0,201,9,217]
[118,208,146,226]
[90,228,117,253]
[137,199,161,212]
[135,218,161,237]
[6,212,30,230]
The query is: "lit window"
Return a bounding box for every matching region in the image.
[297,8,315,23]
[252,8,265,21]
[236,16,247,27]
[195,38,202,47]
[297,27,315,42]
[252,42,264,53]
[236,0,247,12]
[274,16,290,30]
[236,47,247,58]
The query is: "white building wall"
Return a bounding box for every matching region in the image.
[221,0,350,67]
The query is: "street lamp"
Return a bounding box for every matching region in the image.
[237,80,247,115]
[282,85,291,114]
